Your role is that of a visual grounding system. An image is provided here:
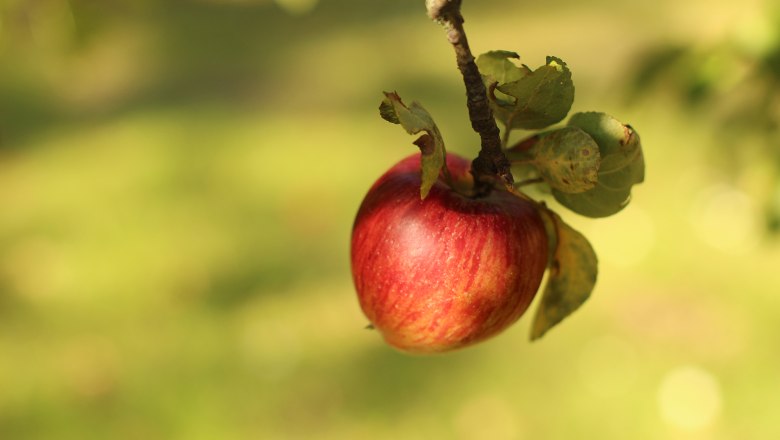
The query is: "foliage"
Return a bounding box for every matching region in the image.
[526,126,600,194]
[380,92,447,198]
[477,51,574,130]
[531,209,597,340]
[380,45,645,339]
[552,112,645,218]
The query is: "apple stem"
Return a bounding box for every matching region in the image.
[427,0,514,195]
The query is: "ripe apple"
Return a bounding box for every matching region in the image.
[351,153,548,353]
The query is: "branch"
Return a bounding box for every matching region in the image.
[426,0,513,194]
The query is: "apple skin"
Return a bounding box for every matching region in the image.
[351,153,548,353]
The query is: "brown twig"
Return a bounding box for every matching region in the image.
[427,0,513,195]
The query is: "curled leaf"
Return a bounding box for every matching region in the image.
[379,92,447,199]
[379,99,400,124]
[529,127,601,193]
[477,52,574,130]
[553,112,645,217]
[531,210,598,340]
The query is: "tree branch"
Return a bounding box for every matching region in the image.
[427,0,513,195]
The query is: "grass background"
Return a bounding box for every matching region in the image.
[1,0,779,438]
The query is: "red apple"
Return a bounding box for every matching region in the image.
[351,153,548,353]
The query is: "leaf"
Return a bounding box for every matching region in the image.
[480,54,574,130]
[531,210,598,340]
[475,50,528,84]
[529,126,601,193]
[379,92,447,199]
[379,99,400,124]
[552,112,645,217]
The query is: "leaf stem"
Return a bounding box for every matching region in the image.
[427,0,513,195]
[515,177,544,187]
[507,133,540,153]
[501,123,512,149]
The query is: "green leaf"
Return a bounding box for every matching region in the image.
[379,92,447,199]
[531,210,598,340]
[552,112,645,217]
[481,55,574,130]
[475,50,528,84]
[529,126,601,193]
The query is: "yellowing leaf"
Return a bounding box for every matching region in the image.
[530,126,601,193]
[379,92,447,199]
[553,112,645,217]
[531,210,598,340]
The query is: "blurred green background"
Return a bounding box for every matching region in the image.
[1,0,779,439]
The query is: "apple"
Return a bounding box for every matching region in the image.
[351,153,548,353]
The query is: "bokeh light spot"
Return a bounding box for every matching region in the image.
[689,184,758,254]
[657,365,723,431]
